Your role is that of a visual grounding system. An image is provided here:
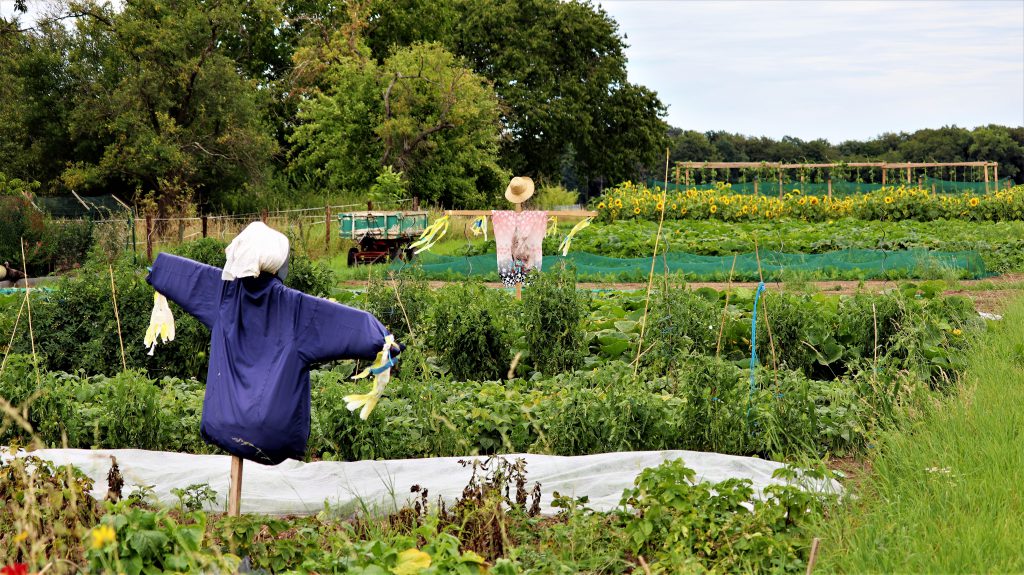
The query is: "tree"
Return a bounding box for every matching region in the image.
[56,0,279,213]
[362,0,667,191]
[289,40,504,207]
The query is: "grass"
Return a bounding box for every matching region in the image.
[816,296,1024,573]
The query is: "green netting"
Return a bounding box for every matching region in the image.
[392,249,987,282]
[33,195,130,218]
[646,178,1012,197]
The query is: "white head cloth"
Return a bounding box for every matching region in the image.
[222,221,290,281]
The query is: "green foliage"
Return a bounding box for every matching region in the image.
[430,282,515,380]
[85,504,239,575]
[362,269,434,340]
[171,237,227,268]
[280,252,333,297]
[291,39,503,207]
[644,282,722,371]
[532,184,579,209]
[0,453,100,570]
[520,265,589,375]
[618,459,837,573]
[171,483,218,513]
[2,250,210,379]
[0,192,94,276]
[368,165,408,207]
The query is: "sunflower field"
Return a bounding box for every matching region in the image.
[594,182,1024,223]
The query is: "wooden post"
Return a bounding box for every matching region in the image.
[827,178,832,200]
[145,215,153,261]
[984,163,990,193]
[906,166,911,184]
[805,537,821,575]
[228,456,243,516]
[202,216,208,238]
[367,201,374,211]
[918,177,923,189]
[260,209,268,223]
[685,169,690,186]
[994,163,999,188]
[777,168,783,199]
[881,168,886,186]
[674,165,680,188]
[177,220,185,244]
[932,183,937,196]
[514,202,523,301]
[753,180,758,195]
[412,196,420,210]
[325,205,331,255]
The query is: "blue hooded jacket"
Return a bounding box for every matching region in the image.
[147,253,393,465]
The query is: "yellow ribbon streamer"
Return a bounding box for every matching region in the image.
[408,216,450,254]
[558,217,592,256]
[344,335,400,420]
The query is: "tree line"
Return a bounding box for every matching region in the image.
[1,1,1020,215]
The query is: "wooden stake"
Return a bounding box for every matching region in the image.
[881,167,886,186]
[202,215,208,238]
[984,163,990,193]
[514,202,523,300]
[827,178,832,200]
[228,455,243,516]
[325,205,332,255]
[145,215,153,261]
[805,537,821,575]
[109,265,127,372]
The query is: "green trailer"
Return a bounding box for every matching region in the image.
[337,211,429,266]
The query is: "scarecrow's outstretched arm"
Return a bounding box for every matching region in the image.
[146,253,224,329]
[294,293,398,364]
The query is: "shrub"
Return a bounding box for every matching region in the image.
[283,253,335,297]
[362,268,433,340]
[431,282,516,381]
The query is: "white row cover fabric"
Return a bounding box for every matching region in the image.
[5,448,841,516]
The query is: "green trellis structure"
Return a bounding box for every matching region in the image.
[659,161,1007,198]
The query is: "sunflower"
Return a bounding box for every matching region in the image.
[969,197,980,207]
[597,202,606,209]
[656,202,665,211]
[633,207,641,214]
[614,199,623,208]
[710,205,718,214]
[798,198,806,206]
[884,196,894,204]
[809,197,819,205]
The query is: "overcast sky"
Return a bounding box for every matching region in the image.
[3,0,1022,144]
[599,0,1024,143]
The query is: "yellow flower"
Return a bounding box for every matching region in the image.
[633,207,641,214]
[597,202,606,209]
[710,205,718,214]
[614,199,623,208]
[884,196,894,204]
[91,524,116,549]
[809,197,819,205]
[671,203,677,209]
[14,530,28,543]
[952,328,962,336]
[798,198,806,205]
[656,202,665,211]
[969,197,980,207]
[393,548,432,575]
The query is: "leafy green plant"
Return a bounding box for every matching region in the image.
[520,265,589,375]
[431,282,516,381]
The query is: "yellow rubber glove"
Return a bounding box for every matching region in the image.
[344,335,399,420]
[144,292,175,355]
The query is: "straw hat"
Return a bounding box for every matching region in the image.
[504,176,535,204]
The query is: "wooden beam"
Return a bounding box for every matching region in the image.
[445,209,596,217]
[674,161,996,169]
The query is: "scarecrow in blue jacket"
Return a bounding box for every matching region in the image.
[144,222,399,465]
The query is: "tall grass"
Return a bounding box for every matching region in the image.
[816,296,1024,573]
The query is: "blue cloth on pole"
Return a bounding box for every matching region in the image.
[147,253,394,465]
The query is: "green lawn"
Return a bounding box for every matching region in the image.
[817,297,1024,573]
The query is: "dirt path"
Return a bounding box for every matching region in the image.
[341,274,1024,314]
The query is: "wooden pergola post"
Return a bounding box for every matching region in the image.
[777,167,783,199]
[995,163,999,188]
[881,167,887,186]
[984,164,990,193]
[827,178,832,200]
[228,456,243,516]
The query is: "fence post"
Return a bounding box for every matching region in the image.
[325,205,331,255]
[202,216,208,238]
[145,215,153,261]
[413,196,420,210]
[827,178,832,200]
[367,201,373,211]
[260,209,268,223]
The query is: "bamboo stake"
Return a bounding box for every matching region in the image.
[20,240,41,390]
[805,537,821,575]
[715,254,738,357]
[752,238,779,385]
[634,148,671,375]
[109,265,128,371]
